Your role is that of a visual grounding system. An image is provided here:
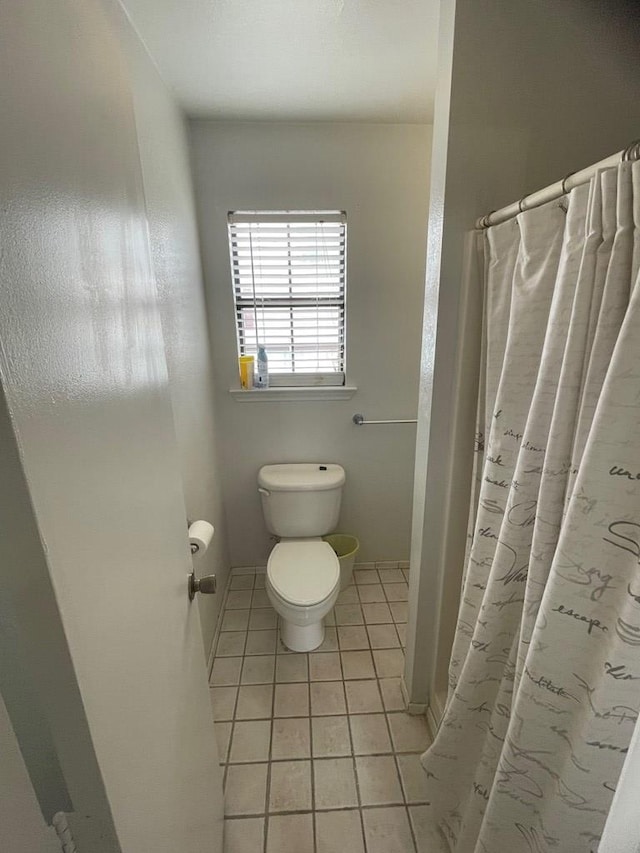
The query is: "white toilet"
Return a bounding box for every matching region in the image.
[258,463,345,652]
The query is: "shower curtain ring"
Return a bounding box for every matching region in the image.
[623,140,640,161]
[518,197,526,213]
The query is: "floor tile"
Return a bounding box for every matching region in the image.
[379,678,405,712]
[383,583,409,602]
[396,623,407,647]
[357,584,386,603]
[266,813,314,853]
[254,573,266,589]
[211,657,243,686]
[337,585,360,604]
[367,624,400,649]
[349,714,392,755]
[362,806,416,853]
[402,568,411,582]
[387,712,430,753]
[251,589,271,609]
[235,684,274,720]
[311,715,351,757]
[271,717,311,760]
[325,608,336,626]
[356,755,403,805]
[215,721,232,763]
[224,816,264,853]
[316,626,338,651]
[378,568,404,584]
[372,648,405,678]
[345,680,383,713]
[249,608,278,630]
[241,655,275,684]
[310,681,346,715]
[227,590,253,610]
[335,604,364,625]
[225,764,268,815]
[274,683,309,717]
[409,805,447,853]
[309,652,342,681]
[337,625,370,650]
[245,629,277,656]
[354,569,380,585]
[341,650,375,680]
[362,602,393,625]
[269,760,312,812]
[275,653,308,683]
[313,757,358,809]
[210,686,238,721]
[315,810,365,853]
[230,574,255,591]
[229,720,271,763]
[389,602,408,623]
[216,632,247,657]
[398,753,430,803]
[221,610,250,632]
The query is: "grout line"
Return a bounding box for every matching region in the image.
[309,674,317,853]
[263,612,278,853]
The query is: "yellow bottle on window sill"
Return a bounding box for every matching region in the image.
[239,355,255,389]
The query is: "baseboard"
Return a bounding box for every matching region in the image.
[206,569,234,677]
[426,691,446,740]
[400,676,428,716]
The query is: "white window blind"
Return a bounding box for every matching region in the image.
[227,211,347,386]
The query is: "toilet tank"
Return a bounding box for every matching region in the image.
[258,463,345,538]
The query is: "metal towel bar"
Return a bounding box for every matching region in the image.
[352,413,418,426]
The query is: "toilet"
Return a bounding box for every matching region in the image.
[258,463,345,652]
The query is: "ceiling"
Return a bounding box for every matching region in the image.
[119,0,439,122]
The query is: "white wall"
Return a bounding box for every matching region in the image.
[599,712,640,853]
[406,0,640,715]
[113,1,229,653]
[189,121,432,566]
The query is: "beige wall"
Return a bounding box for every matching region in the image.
[406,0,640,715]
[189,121,432,567]
[113,2,229,652]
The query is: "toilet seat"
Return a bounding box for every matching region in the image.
[267,541,339,607]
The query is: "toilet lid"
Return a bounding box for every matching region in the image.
[268,541,340,606]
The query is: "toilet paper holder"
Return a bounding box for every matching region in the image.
[187,519,217,600]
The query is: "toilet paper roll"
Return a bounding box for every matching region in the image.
[189,520,214,557]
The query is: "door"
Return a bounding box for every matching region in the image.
[0,2,224,852]
[0,694,61,853]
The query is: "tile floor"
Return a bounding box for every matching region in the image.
[210,563,440,853]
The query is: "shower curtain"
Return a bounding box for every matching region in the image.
[421,160,640,853]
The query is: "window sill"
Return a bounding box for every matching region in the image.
[229,385,357,402]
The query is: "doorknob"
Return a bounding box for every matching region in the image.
[188,572,217,601]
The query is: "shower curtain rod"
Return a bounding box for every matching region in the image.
[477,140,640,229]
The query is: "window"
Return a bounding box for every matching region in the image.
[227,211,347,386]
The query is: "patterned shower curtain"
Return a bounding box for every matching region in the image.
[421,161,640,853]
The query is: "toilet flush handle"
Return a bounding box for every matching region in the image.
[258,487,270,497]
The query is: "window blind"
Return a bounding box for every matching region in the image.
[228,211,347,386]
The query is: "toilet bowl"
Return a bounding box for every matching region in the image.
[266,540,340,651]
[258,463,346,652]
